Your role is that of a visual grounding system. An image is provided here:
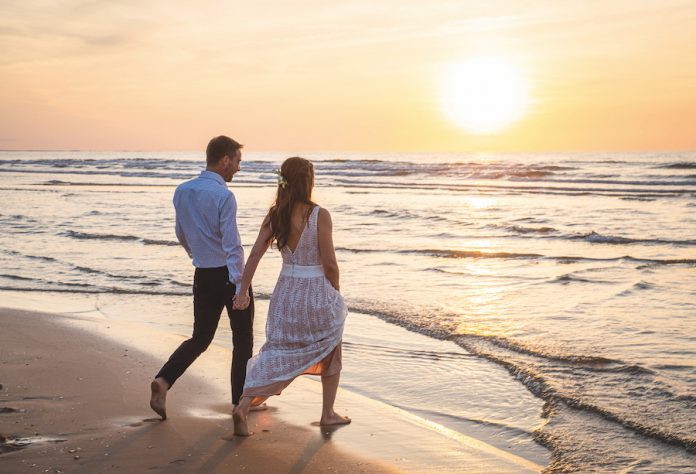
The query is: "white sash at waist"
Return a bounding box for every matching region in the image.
[280,263,325,278]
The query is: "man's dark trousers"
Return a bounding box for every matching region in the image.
[156,266,254,405]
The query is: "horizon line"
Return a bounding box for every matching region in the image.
[1,148,695,155]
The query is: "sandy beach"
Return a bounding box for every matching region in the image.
[0,307,544,473]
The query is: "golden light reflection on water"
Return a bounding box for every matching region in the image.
[462,196,498,210]
[448,193,514,336]
[453,281,506,336]
[435,253,517,339]
[466,240,498,250]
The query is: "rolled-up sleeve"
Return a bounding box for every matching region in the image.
[219,192,244,290]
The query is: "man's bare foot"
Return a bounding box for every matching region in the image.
[320,411,352,426]
[150,378,168,420]
[232,407,252,436]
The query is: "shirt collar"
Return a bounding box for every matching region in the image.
[199,170,226,186]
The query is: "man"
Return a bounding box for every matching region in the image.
[150,135,254,419]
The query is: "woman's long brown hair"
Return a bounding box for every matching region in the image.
[267,157,315,250]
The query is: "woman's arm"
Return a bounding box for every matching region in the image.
[233,218,273,309]
[317,207,340,291]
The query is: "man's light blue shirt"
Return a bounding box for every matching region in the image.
[173,171,244,291]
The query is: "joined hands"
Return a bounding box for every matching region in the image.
[232,289,251,310]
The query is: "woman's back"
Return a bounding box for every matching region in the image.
[280,204,320,266]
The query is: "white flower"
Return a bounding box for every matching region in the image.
[273,168,288,188]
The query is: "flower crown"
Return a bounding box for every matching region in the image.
[273,168,288,189]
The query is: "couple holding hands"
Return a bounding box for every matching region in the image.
[149,135,350,436]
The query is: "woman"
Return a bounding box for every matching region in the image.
[232,157,350,436]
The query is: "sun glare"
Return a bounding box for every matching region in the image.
[440,56,529,134]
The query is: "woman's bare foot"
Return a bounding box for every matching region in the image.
[232,407,252,436]
[320,411,351,426]
[149,378,168,420]
[232,402,268,413]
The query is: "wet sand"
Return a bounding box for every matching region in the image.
[0,307,544,473]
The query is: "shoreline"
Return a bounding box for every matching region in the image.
[0,306,545,473]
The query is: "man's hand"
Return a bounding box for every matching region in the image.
[232,290,250,310]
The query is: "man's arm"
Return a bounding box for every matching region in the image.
[173,189,192,257]
[175,218,193,258]
[219,192,244,293]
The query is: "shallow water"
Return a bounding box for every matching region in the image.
[1,150,695,472]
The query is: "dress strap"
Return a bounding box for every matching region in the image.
[310,205,321,232]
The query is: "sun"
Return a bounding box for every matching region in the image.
[440,56,530,134]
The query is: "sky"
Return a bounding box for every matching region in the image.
[1,0,695,152]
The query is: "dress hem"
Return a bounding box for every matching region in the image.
[241,342,342,405]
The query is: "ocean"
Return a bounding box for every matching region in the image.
[1,150,694,472]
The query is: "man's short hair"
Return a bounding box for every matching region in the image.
[206,136,243,166]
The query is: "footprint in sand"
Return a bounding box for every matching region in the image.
[0,436,67,454]
[21,395,65,401]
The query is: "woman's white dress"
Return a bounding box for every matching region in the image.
[242,205,347,403]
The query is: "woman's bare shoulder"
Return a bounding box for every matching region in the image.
[317,206,332,220]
